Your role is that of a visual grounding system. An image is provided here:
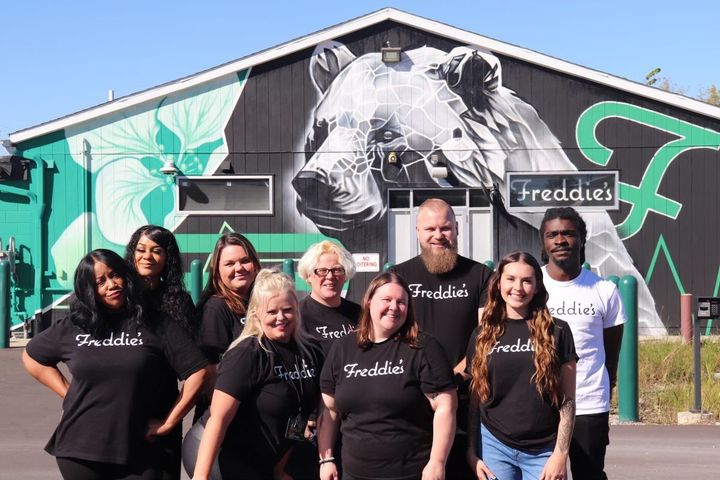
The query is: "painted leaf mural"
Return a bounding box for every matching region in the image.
[55,71,249,270]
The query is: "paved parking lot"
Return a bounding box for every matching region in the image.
[1,346,718,479]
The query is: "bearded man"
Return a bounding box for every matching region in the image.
[391,198,493,479]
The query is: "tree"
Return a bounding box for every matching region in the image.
[645,68,718,106]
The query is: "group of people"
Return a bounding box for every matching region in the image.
[23,200,625,480]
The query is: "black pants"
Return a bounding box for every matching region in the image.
[56,457,176,480]
[569,412,610,480]
[445,431,475,479]
[182,420,271,480]
[446,391,475,479]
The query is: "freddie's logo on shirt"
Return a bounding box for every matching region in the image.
[274,358,316,381]
[548,300,597,317]
[75,331,144,347]
[490,338,534,355]
[408,283,469,300]
[315,324,355,339]
[343,359,404,378]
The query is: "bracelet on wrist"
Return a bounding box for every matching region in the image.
[318,457,335,465]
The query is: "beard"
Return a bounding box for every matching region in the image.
[549,247,582,271]
[420,245,459,274]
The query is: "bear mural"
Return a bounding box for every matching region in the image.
[293,40,665,335]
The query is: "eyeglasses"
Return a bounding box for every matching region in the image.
[313,267,346,277]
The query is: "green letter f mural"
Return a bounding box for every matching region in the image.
[576,102,720,239]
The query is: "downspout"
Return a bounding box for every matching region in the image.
[34,159,46,323]
[0,164,42,325]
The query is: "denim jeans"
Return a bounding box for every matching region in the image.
[480,424,555,480]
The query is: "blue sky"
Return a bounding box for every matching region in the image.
[1,0,717,141]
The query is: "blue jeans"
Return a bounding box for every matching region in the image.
[479,424,555,480]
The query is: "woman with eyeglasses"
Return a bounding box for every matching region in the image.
[22,249,208,480]
[297,241,360,354]
[293,241,361,478]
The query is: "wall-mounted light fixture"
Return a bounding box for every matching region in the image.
[381,41,401,63]
[159,158,179,176]
[429,152,448,179]
[387,151,398,164]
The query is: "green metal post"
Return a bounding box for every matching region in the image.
[190,259,202,306]
[0,260,10,348]
[383,262,394,272]
[618,275,638,422]
[606,275,620,286]
[484,260,495,270]
[283,259,294,278]
[582,261,591,270]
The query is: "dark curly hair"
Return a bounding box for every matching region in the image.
[70,249,144,337]
[539,207,587,264]
[125,225,198,336]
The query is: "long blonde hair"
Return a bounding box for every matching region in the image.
[470,251,562,407]
[228,269,307,351]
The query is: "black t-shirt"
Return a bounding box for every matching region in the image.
[320,332,455,480]
[146,286,198,336]
[300,296,360,354]
[25,314,208,464]
[465,318,577,450]
[392,255,492,367]
[210,336,323,469]
[197,296,246,363]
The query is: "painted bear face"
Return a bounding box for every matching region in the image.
[293,42,564,235]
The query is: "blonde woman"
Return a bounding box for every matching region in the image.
[297,241,360,353]
[183,269,323,480]
[466,252,577,480]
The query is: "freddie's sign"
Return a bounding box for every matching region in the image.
[506,171,619,212]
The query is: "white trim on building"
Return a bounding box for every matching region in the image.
[10,7,720,143]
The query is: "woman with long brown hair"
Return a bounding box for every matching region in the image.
[466,251,577,480]
[194,233,262,421]
[197,232,262,363]
[318,271,457,480]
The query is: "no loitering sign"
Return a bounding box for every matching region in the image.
[353,253,380,272]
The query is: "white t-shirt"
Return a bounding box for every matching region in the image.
[542,267,626,415]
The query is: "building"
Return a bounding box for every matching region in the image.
[3,8,719,336]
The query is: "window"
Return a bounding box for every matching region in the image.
[177,175,273,215]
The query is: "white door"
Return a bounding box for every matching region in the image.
[388,189,492,265]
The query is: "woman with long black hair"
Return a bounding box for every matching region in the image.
[125,224,198,337]
[22,249,209,480]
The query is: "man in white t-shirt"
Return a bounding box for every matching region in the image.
[540,207,625,480]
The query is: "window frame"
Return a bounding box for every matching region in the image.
[175,174,274,215]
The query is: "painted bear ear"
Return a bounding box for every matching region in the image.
[437,47,502,108]
[310,41,357,94]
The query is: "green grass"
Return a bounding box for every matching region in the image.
[611,339,720,423]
